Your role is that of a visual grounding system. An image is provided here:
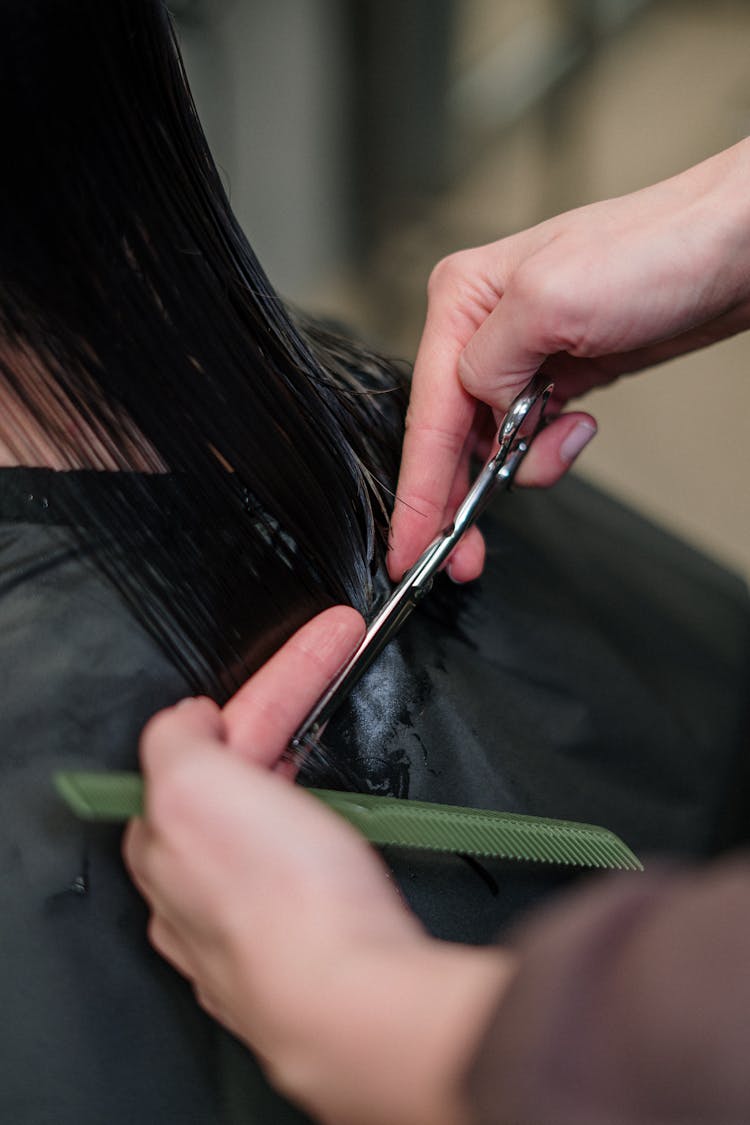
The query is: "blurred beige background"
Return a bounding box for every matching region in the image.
[177,0,750,580]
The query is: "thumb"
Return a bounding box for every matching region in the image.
[457,294,548,412]
[457,290,598,487]
[140,696,226,779]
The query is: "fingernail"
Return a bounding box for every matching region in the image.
[560,420,597,464]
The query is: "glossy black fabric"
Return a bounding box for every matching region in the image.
[1,467,748,1123]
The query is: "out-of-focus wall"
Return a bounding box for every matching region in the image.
[177,0,750,579]
[178,0,349,300]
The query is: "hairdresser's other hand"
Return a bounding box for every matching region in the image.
[389,140,750,584]
[124,605,512,1125]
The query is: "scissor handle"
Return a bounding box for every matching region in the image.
[497,370,553,455]
[449,370,553,542]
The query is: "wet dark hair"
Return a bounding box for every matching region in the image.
[0,0,407,699]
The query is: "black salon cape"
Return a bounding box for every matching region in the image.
[1,468,748,1124]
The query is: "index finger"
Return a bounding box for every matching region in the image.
[222,605,365,767]
[387,280,480,581]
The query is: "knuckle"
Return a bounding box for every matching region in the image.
[427,251,469,301]
[511,262,589,353]
[407,417,466,461]
[289,630,333,672]
[426,255,454,298]
[397,488,445,524]
[511,259,563,314]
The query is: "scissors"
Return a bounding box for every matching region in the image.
[286,371,553,767]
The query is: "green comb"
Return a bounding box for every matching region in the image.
[55,770,642,871]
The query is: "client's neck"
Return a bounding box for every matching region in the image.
[0,352,160,473]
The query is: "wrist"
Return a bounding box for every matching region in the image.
[276,935,516,1125]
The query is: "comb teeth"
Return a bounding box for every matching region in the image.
[310,789,643,871]
[54,771,642,872]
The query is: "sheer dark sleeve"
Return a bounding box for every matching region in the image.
[466,854,750,1125]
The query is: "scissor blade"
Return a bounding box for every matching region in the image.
[286,373,554,765]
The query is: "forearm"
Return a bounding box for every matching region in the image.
[262,939,517,1125]
[520,135,750,358]
[667,137,750,318]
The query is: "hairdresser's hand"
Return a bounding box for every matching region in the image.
[124,605,512,1125]
[389,140,750,584]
